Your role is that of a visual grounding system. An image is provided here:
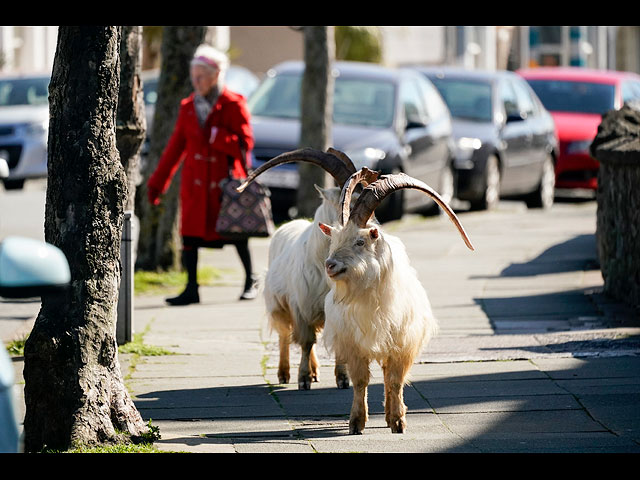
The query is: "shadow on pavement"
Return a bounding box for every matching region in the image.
[134,356,640,453]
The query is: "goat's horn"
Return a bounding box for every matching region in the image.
[349,173,475,251]
[327,147,357,173]
[339,167,380,225]
[236,147,356,193]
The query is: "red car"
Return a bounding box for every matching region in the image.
[518,67,640,190]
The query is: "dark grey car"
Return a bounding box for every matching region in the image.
[248,61,456,223]
[416,67,558,211]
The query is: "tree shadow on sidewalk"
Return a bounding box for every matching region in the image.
[133,355,640,453]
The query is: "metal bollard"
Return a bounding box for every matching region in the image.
[117,211,134,345]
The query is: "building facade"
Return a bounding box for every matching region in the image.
[1,26,639,77]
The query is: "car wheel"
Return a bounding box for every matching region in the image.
[425,162,455,216]
[526,155,555,209]
[471,154,500,211]
[376,168,404,223]
[2,179,25,190]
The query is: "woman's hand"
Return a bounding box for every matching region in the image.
[147,185,162,205]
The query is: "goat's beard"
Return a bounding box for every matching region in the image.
[329,248,391,305]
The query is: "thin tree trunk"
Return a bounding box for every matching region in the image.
[117,26,146,211]
[23,26,147,452]
[135,26,207,271]
[296,26,335,218]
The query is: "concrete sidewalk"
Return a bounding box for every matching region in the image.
[5,199,640,453]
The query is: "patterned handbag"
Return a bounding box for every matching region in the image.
[215,177,275,239]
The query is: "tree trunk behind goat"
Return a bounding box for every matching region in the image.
[135,26,207,271]
[296,26,335,218]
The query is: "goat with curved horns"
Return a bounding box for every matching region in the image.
[236,148,378,390]
[319,171,474,434]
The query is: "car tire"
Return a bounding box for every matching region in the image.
[470,154,500,211]
[525,154,555,209]
[2,179,25,190]
[375,167,404,223]
[425,161,455,216]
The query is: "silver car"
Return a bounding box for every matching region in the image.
[0,75,50,190]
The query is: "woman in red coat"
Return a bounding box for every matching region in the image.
[147,44,257,305]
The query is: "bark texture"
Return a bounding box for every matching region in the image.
[296,26,335,218]
[23,26,147,452]
[591,102,640,307]
[117,26,146,211]
[135,26,207,271]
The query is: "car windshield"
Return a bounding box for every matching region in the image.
[525,79,615,114]
[428,77,493,122]
[0,77,49,107]
[248,72,396,128]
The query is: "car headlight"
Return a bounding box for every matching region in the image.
[454,137,482,168]
[20,121,48,138]
[345,147,386,169]
[457,137,482,151]
[566,139,592,155]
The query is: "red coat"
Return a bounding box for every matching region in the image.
[148,88,254,241]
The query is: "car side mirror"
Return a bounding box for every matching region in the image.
[506,111,526,123]
[0,237,70,298]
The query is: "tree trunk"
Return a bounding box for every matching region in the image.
[23,26,147,452]
[117,26,146,212]
[296,26,335,218]
[135,26,207,271]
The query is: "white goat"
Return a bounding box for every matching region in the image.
[237,148,377,390]
[318,169,474,434]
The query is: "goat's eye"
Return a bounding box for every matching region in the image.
[355,238,365,247]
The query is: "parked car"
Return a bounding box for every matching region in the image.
[518,67,640,191]
[0,74,50,190]
[0,236,71,453]
[416,67,558,210]
[247,60,457,223]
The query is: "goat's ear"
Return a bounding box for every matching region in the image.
[318,222,333,237]
[369,227,379,240]
[314,184,325,199]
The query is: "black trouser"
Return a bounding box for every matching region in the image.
[181,236,253,288]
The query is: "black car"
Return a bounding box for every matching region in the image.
[247,61,457,223]
[416,67,558,211]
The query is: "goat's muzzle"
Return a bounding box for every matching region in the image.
[325,258,346,279]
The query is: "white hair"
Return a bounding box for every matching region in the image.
[191,44,229,87]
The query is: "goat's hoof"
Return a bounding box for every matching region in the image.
[298,379,312,390]
[336,375,350,389]
[277,372,290,384]
[389,418,406,434]
[348,423,364,435]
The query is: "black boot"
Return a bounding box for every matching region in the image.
[235,241,257,300]
[239,274,258,300]
[166,248,200,306]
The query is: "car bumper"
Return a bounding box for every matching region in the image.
[453,148,491,202]
[0,138,47,181]
[555,151,599,190]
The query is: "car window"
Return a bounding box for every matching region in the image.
[248,72,396,128]
[416,77,449,122]
[333,78,395,127]
[248,73,302,119]
[525,79,616,114]
[622,80,640,103]
[400,78,429,126]
[498,79,520,118]
[0,77,49,107]
[511,78,537,117]
[429,77,493,122]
